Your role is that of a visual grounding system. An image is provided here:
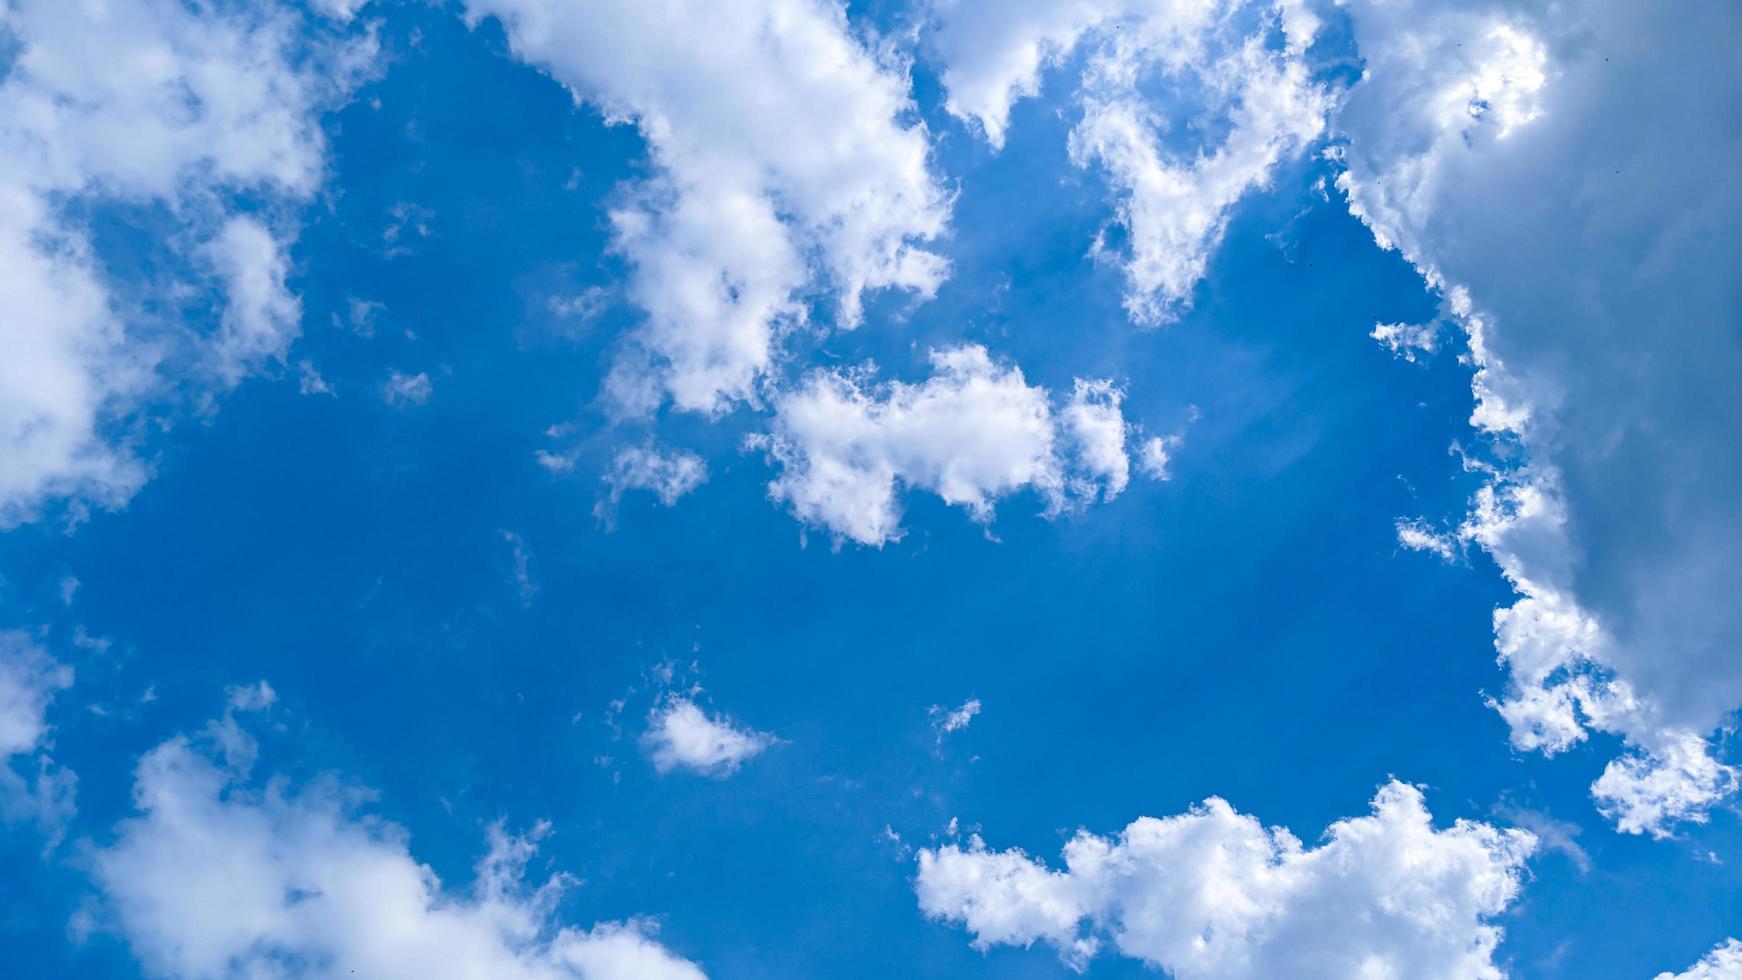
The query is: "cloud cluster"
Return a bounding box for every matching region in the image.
[755,346,1149,546]
[1333,0,1742,834]
[90,698,705,980]
[917,780,1535,978]
[465,0,950,415]
[931,0,1330,322]
[0,0,374,525]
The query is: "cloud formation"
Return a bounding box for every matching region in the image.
[596,445,708,523]
[1655,939,1742,980]
[917,781,1535,978]
[756,346,1146,546]
[1333,0,1742,834]
[90,696,706,980]
[642,695,776,778]
[466,0,950,415]
[931,0,1330,322]
[0,0,374,524]
[0,630,75,835]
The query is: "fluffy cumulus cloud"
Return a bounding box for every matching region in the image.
[916,780,1536,978]
[90,699,705,980]
[0,630,75,834]
[1656,940,1742,980]
[0,0,373,525]
[755,346,1149,546]
[464,0,950,415]
[930,0,1330,323]
[1332,0,1742,834]
[641,695,776,778]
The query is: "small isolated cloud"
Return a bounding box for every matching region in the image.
[1136,435,1179,482]
[382,370,433,407]
[595,445,708,524]
[547,286,610,322]
[929,698,981,744]
[296,360,335,396]
[641,695,775,778]
[1395,518,1460,564]
[1655,939,1742,980]
[536,450,579,474]
[382,201,435,257]
[755,346,1142,546]
[1371,321,1439,362]
[335,296,384,338]
[205,217,302,387]
[89,695,706,980]
[224,681,277,713]
[917,781,1535,978]
[503,530,537,605]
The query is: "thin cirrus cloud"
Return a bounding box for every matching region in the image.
[916,781,1536,979]
[88,691,706,980]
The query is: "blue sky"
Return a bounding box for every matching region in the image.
[1,1,1738,978]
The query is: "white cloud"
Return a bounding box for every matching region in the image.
[641,695,775,778]
[536,449,579,474]
[382,370,434,407]
[1071,21,1329,324]
[0,631,70,761]
[1136,435,1178,482]
[464,0,950,415]
[1591,733,1741,840]
[1059,380,1131,501]
[931,0,1329,322]
[1333,0,1742,833]
[1396,518,1460,564]
[0,630,75,837]
[917,780,1536,978]
[755,345,1138,546]
[91,701,705,980]
[1371,321,1440,361]
[206,216,303,386]
[0,0,374,525]
[1656,939,1742,980]
[930,698,981,743]
[297,360,335,397]
[1372,322,1442,363]
[596,445,708,523]
[503,530,538,604]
